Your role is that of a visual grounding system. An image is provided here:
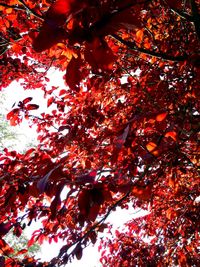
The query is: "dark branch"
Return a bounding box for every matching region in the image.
[190,0,200,40]
[111,34,188,62]
[0,1,43,21]
[163,0,194,21]
[18,0,42,20]
[170,8,194,21]
[0,3,24,11]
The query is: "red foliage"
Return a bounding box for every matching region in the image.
[0,0,199,266]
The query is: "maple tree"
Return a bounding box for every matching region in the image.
[0,0,199,266]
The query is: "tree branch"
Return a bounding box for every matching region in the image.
[163,0,194,21]
[190,0,200,40]
[111,34,188,62]
[0,3,24,11]
[170,8,194,21]
[0,1,43,21]
[18,0,43,20]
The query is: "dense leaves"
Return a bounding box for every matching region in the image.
[0,0,199,266]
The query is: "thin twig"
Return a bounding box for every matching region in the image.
[18,0,43,20]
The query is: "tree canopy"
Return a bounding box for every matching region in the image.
[0,0,199,266]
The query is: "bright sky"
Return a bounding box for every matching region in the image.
[1,68,65,151]
[1,69,149,266]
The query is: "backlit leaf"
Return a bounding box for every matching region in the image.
[76,170,97,184]
[74,244,83,260]
[22,97,33,104]
[0,238,14,254]
[26,104,39,110]
[132,185,152,201]
[65,55,84,91]
[135,29,144,43]
[84,38,116,72]
[115,125,130,149]
[0,256,5,267]
[16,249,28,255]
[165,131,177,141]
[0,222,12,236]
[156,112,168,122]
[146,142,157,152]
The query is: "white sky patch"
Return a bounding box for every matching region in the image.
[1,68,66,151]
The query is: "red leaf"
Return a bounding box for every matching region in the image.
[76,170,97,184]
[166,0,182,9]
[50,195,61,220]
[58,125,70,132]
[65,55,85,91]
[156,112,168,122]
[37,168,63,194]
[146,142,159,156]
[22,97,33,104]
[88,203,100,222]
[27,236,36,247]
[32,23,67,52]
[165,131,177,141]
[0,256,5,267]
[53,235,58,243]
[38,234,45,245]
[6,108,19,120]
[50,185,63,220]
[0,222,12,236]
[26,104,39,110]
[132,184,152,201]
[13,224,22,238]
[37,167,58,193]
[47,96,54,107]
[6,108,20,126]
[73,244,82,260]
[84,38,115,72]
[78,190,91,216]
[16,249,28,255]
[135,29,144,43]
[0,238,14,254]
[24,148,35,160]
[115,125,130,149]
[59,89,67,96]
[89,231,97,244]
[102,7,142,35]
[46,0,76,26]
[33,0,86,52]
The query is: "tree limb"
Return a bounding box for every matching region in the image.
[111,34,188,62]
[0,3,24,11]
[163,0,194,21]
[190,0,200,40]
